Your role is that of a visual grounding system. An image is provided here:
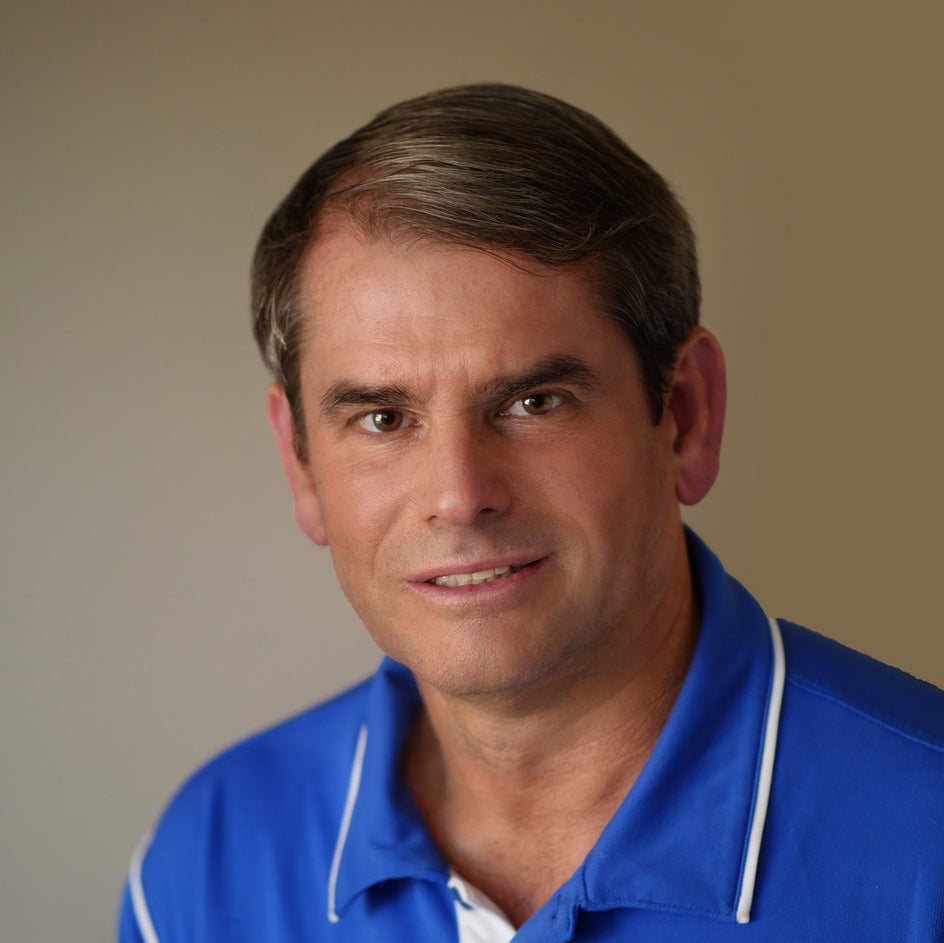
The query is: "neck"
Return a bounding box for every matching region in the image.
[403,552,698,926]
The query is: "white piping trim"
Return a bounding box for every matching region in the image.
[735,616,785,924]
[327,723,369,924]
[128,833,162,943]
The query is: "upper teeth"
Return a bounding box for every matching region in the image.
[433,565,514,587]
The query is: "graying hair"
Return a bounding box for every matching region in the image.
[251,84,700,456]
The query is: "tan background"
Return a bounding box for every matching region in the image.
[3,2,942,941]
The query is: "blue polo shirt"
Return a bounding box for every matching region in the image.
[119,533,944,941]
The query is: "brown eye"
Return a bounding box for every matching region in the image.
[507,392,562,417]
[358,409,405,433]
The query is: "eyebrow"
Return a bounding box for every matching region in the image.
[483,355,600,402]
[320,381,414,417]
[319,354,600,418]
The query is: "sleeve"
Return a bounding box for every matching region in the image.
[116,837,161,943]
[118,880,149,943]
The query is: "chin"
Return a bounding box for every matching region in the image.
[398,633,579,703]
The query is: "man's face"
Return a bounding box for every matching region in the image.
[276,225,694,701]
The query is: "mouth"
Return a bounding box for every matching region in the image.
[424,558,542,588]
[428,564,525,587]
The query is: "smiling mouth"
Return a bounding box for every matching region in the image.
[426,558,543,589]
[428,562,539,587]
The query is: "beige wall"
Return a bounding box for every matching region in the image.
[4,2,942,940]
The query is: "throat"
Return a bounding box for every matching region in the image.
[401,587,698,928]
[403,707,647,929]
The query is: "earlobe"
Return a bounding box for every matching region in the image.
[266,383,328,546]
[666,328,726,506]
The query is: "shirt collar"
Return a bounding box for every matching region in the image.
[332,658,446,915]
[333,529,779,927]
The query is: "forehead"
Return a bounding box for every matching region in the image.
[295,225,634,389]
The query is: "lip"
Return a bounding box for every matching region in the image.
[406,556,550,606]
[409,554,547,585]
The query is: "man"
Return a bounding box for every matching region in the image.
[120,85,944,942]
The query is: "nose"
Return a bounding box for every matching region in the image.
[420,421,512,526]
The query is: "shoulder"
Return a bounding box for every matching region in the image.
[775,618,944,836]
[157,675,371,836]
[133,675,374,934]
[201,674,370,780]
[754,622,944,930]
[779,618,944,754]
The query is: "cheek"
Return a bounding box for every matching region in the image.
[563,435,674,548]
[313,453,410,558]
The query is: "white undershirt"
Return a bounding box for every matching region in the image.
[448,871,517,943]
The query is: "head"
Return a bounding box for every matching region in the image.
[251,83,700,460]
[255,86,725,699]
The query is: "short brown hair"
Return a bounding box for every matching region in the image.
[251,83,700,452]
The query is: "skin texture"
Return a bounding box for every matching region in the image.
[268,223,726,925]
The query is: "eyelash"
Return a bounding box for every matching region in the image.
[354,391,566,435]
[500,391,564,418]
[356,409,411,434]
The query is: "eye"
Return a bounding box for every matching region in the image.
[357,409,406,433]
[505,392,563,417]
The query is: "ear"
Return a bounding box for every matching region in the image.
[266,383,328,546]
[665,327,726,506]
